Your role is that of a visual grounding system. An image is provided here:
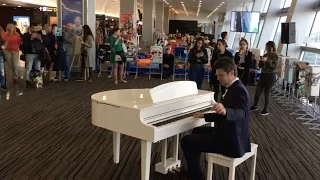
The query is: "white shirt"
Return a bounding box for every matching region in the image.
[222,77,239,99]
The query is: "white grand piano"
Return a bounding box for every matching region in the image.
[91,81,215,180]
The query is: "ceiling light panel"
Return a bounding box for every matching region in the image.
[197,0,202,17]
[181,1,188,16]
[206,1,225,19]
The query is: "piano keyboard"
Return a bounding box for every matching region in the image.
[152,107,212,127]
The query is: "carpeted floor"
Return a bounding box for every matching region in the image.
[0,76,320,180]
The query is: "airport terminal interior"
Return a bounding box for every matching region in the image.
[0,0,320,179]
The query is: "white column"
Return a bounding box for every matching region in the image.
[84,0,96,70]
[169,10,175,20]
[163,7,169,34]
[120,0,138,29]
[258,0,286,49]
[278,0,318,57]
[142,0,155,47]
[155,2,164,32]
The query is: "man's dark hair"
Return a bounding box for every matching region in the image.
[214,57,237,76]
[30,22,38,27]
[221,31,228,39]
[12,21,17,25]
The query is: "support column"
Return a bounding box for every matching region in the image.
[278,0,318,57]
[258,0,286,49]
[163,7,169,34]
[155,2,164,32]
[120,0,138,29]
[84,0,96,70]
[142,0,155,47]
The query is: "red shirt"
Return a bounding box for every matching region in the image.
[2,33,21,52]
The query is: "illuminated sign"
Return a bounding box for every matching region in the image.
[39,7,57,12]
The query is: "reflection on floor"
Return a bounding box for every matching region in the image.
[0,76,320,180]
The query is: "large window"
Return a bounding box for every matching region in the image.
[252,20,265,48]
[283,0,292,8]
[301,52,320,65]
[263,0,271,13]
[273,16,287,44]
[307,12,320,49]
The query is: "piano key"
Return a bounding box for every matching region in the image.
[152,107,212,127]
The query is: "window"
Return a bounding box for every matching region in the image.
[283,0,292,8]
[252,20,265,48]
[273,16,287,44]
[263,0,271,13]
[307,12,320,49]
[301,51,320,65]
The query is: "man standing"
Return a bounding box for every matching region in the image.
[63,23,76,81]
[181,57,251,180]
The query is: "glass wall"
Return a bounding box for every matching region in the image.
[307,12,320,49]
[301,51,320,65]
[283,0,292,8]
[263,0,271,13]
[273,16,287,44]
[252,20,265,48]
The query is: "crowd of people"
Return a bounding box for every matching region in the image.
[0,21,140,88]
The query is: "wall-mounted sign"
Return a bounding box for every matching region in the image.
[39,7,57,12]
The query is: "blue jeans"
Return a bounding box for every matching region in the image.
[190,64,205,89]
[25,54,41,81]
[0,55,5,86]
[64,55,72,78]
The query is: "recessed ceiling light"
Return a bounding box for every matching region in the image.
[18,6,21,7]
[222,2,225,4]
[2,4,6,5]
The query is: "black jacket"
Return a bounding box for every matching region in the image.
[188,47,208,66]
[204,80,251,158]
[234,51,253,85]
[21,33,44,55]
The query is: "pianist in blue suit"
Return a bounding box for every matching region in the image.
[181,57,251,180]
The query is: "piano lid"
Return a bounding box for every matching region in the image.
[91,81,206,110]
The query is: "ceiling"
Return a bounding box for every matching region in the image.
[0,0,254,18]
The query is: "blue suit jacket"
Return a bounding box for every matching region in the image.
[204,80,251,158]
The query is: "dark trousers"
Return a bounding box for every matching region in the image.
[253,72,276,110]
[181,127,217,180]
[159,64,173,77]
[190,64,205,89]
[95,46,100,71]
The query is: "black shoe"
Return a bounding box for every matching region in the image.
[1,85,8,90]
[260,110,269,116]
[250,106,258,111]
[26,81,32,88]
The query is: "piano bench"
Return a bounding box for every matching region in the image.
[206,143,258,180]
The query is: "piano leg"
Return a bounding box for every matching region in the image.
[155,135,181,174]
[141,140,152,180]
[113,132,120,164]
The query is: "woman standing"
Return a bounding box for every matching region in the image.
[78,25,95,82]
[1,23,21,83]
[42,24,56,81]
[0,28,8,90]
[210,39,233,102]
[251,41,279,116]
[234,38,253,86]
[109,27,127,84]
[188,37,208,89]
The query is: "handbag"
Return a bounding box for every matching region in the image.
[20,54,25,61]
[115,51,126,62]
